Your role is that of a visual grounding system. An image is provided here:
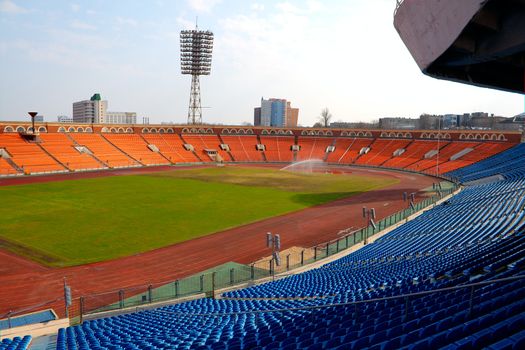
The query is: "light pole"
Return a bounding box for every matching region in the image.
[362,207,376,244]
[28,112,37,134]
[266,232,281,281]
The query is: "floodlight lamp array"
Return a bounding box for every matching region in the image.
[180,30,214,75]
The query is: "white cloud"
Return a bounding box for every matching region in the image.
[116,16,138,27]
[70,4,80,12]
[0,0,27,14]
[275,2,300,14]
[251,3,264,12]
[186,0,222,13]
[176,16,196,30]
[70,19,97,30]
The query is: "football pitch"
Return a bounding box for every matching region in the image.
[0,166,398,267]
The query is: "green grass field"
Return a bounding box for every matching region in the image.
[0,167,398,267]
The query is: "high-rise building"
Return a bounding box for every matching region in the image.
[73,94,107,124]
[254,98,298,127]
[72,94,136,124]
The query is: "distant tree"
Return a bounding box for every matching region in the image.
[319,108,333,128]
[313,122,323,128]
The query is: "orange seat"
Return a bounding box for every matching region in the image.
[296,137,334,161]
[39,133,103,171]
[182,134,231,162]
[142,134,199,163]
[260,136,295,162]
[0,134,65,174]
[0,157,19,175]
[220,135,262,162]
[103,134,170,166]
[70,133,139,168]
[383,140,446,169]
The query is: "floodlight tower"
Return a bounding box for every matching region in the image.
[180,25,214,125]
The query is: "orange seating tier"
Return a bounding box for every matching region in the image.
[182,135,231,162]
[382,140,447,169]
[435,142,516,174]
[0,131,519,177]
[39,133,103,171]
[337,138,374,164]
[220,135,262,162]
[103,134,170,166]
[0,157,18,175]
[296,137,334,161]
[353,139,410,166]
[259,136,295,162]
[326,138,355,163]
[0,134,65,174]
[70,134,138,168]
[407,141,482,173]
[141,134,198,163]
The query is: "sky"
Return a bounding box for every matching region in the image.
[0,0,523,126]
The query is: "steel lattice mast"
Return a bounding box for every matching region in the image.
[180,27,214,125]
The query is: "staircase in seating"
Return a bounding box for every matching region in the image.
[138,134,173,164]
[65,133,110,168]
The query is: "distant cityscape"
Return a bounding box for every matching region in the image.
[331,112,525,131]
[27,92,524,132]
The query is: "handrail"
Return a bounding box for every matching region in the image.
[141,274,525,317]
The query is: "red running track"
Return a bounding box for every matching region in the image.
[0,165,437,317]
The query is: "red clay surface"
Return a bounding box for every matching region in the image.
[0,164,437,318]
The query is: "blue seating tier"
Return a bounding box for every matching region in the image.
[56,170,525,349]
[0,336,32,350]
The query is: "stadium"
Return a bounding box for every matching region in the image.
[1,0,525,349]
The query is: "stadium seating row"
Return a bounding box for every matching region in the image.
[0,336,31,350]
[55,149,525,349]
[0,132,514,176]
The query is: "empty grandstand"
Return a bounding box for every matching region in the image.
[50,146,525,349]
[0,124,519,176]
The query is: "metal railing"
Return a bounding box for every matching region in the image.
[135,274,525,318]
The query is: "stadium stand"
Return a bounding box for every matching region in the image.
[408,141,481,173]
[220,135,262,162]
[436,142,515,174]
[382,140,445,169]
[334,138,374,164]
[56,159,525,349]
[103,134,170,166]
[0,128,518,176]
[296,137,334,161]
[39,133,104,171]
[446,143,525,183]
[259,136,295,162]
[69,134,139,168]
[182,135,231,162]
[0,134,65,174]
[354,139,412,166]
[0,336,32,350]
[141,134,200,163]
[0,157,19,176]
[325,138,355,163]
